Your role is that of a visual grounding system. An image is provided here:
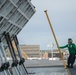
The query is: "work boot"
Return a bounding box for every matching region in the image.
[67,64,70,68]
[70,65,73,68]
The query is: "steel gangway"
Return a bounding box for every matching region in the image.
[0,0,35,75]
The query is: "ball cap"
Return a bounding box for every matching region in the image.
[68,38,73,42]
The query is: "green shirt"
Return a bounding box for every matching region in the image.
[60,43,76,54]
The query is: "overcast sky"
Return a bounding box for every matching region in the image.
[18,0,76,50]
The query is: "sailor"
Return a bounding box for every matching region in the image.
[59,38,76,68]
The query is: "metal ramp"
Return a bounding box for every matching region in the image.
[0,0,35,38]
[0,0,35,75]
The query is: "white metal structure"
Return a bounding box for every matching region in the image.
[0,0,35,37]
[0,0,35,75]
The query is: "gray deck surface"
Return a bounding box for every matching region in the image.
[27,66,76,75]
[24,60,76,75]
[27,67,68,75]
[69,65,76,75]
[2,59,75,75]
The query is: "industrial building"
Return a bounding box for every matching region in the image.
[20,45,40,58]
[40,49,69,59]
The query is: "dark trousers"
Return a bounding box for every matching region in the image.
[68,54,75,66]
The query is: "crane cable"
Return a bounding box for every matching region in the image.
[44,10,71,75]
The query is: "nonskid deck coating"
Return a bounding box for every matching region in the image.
[27,67,68,75]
